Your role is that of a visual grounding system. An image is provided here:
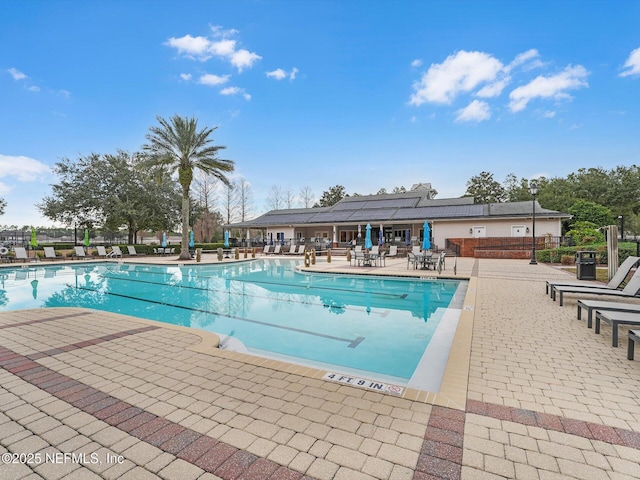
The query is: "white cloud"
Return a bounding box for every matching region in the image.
[266,67,299,81]
[476,78,510,98]
[27,85,40,92]
[266,68,287,80]
[620,47,640,77]
[508,65,589,112]
[411,59,423,68]
[180,73,192,81]
[165,35,212,60]
[165,26,261,72]
[8,68,27,80]
[0,155,50,182]
[220,86,251,100]
[198,73,230,86]
[506,49,543,72]
[455,100,491,123]
[542,110,556,118]
[410,51,504,105]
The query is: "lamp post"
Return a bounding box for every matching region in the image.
[530,181,538,265]
[619,215,624,242]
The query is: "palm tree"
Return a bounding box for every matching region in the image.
[143,115,234,259]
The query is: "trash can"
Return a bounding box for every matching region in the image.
[575,250,596,280]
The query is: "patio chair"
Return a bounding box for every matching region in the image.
[13,247,29,262]
[412,245,421,255]
[594,310,640,347]
[96,246,109,258]
[284,244,297,255]
[43,247,62,261]
[73,246,88,260]
[552,267,640,306]
[261,245,270,255]
[407,252,420,270]
[109,246,123,258]
[545,256,640,295]
[577,299,640,328]
[127,245,145,256]
[296,245,305,254]
[268,244,281,255]
[387,245,398,257]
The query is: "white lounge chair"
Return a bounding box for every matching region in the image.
[43,246,62,261]
[127,245,145,256]
[96,246,109,258]
[284,245,297,255]
[14,247,29,262]
[73,246,88,260]
[109,246,123,258]
[261,245,270,255]
[387,245,398,257]
[268,244,281,255]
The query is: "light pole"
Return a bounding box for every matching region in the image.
[530,181,538,265]
[619,215,624,242]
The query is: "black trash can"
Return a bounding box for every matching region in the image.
[575,250,596,280]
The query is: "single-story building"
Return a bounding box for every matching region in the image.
[228,184,571,257]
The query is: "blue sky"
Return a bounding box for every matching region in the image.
[1,0,640,228]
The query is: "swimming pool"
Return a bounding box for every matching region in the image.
[0,260,466,389]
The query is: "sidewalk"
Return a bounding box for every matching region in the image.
[1,257,639,479]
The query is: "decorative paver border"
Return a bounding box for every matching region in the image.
[0,335,318,480]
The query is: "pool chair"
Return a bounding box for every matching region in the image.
[43,247,63,261]
[295,245,305,255]
[387,245,398,258]
[284,244,297,255]
[594,310,640,347]
[96,246,110,258]
[552,268,640,306]
[261,245,270,255]
[577,299,640,329]
[73,246,88,260]
[268,244,282,255]
[127,245,146,256]
[545,256,639,296]
[13,247,30,262]
[108,246,124,258]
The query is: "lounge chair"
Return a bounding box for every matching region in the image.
[387,245,398,257]
[43,247,62,261]
[577,299,640,328]
[268,244,281,255]
[109,246,123,258]
[284,245,297,255]
[552,268,640,306]
[296,245,305,254]
[127,245,145,256]
[546,256,640,295]
[594,310,640,347]
[96,246,109,258]
[261,245,270,255]
[13,247,29,262]
[73,246,88,260]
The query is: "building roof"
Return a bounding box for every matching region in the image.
[229,192,570,228]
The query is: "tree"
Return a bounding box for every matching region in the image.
[464,171,506,203]
[143,115,234,260]
[299,186,315,208]
[0,198,6,216]
[568,200,615,228]
[284,186,296,209]
[266,185,284,210]
[391,186,407,194]
[222,181,238,225]
[38,151,179,243]
[314,185,348,207]
[236,178,253,222]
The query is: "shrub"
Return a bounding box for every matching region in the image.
[561,255,575,265]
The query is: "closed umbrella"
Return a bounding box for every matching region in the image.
[161,232,167,248]
[406,229,411,247]
[422,221,431,251]
[83,228,90,247]
[224,230,230,248]
[189,230,195,248]
[378,225,383,246]
[30,228,38,248]
[365,224,373,250]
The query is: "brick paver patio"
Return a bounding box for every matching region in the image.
[1,256,639,479]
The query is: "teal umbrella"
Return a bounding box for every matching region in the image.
[422,221,431,251]
[161,232,167,247]
[189,230,195,248]
[364,224,373,250]
[224,230,230,248]
[83,228,90,247]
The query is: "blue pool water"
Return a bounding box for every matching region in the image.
[0,260,466,382]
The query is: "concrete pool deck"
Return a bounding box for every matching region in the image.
[1,255,639,479]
